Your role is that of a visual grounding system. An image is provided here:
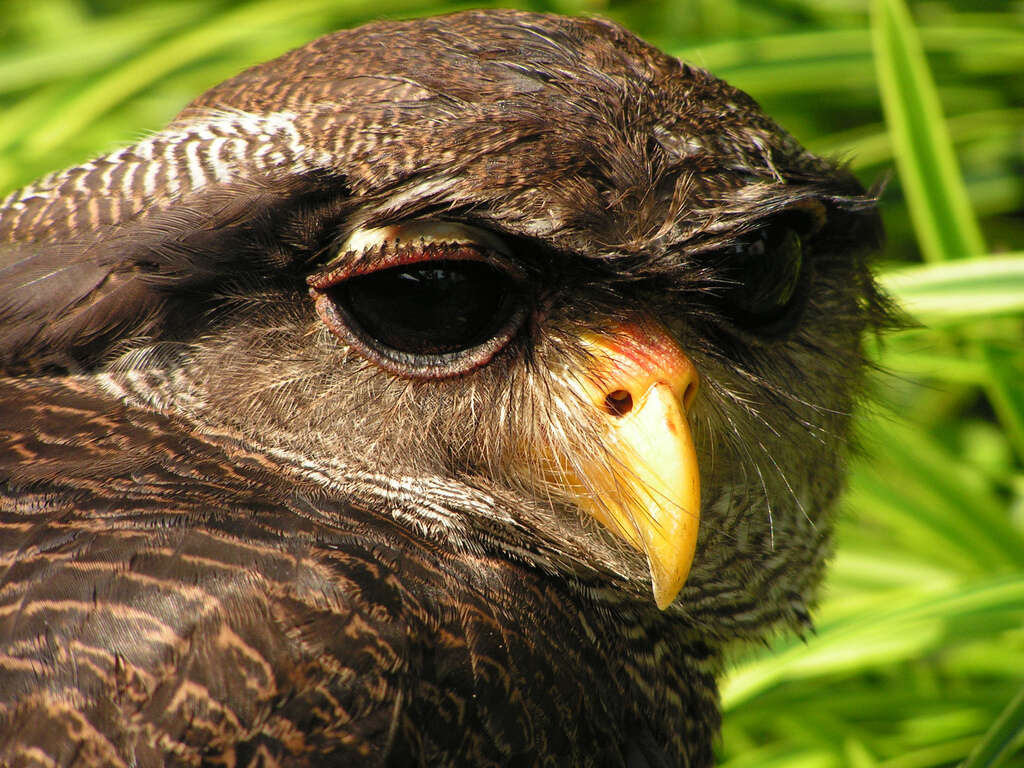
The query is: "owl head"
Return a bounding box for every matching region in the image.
[0,10,887,630]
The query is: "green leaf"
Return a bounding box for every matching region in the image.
[871,0,986,261]
[879,255,1024,322]
[960,686,1024,768]
[981,344,1024,466]
[721,576,1024,711]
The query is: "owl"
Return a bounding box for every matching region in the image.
[0,9,885,767]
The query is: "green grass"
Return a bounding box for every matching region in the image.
[1,0,1021,765]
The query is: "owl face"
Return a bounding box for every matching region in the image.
[2,11,884,631]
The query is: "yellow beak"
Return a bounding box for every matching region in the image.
[554,321,701,609]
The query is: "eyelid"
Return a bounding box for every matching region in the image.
[307,221,524,290]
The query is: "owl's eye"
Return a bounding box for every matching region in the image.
[718,211,818,332]
[309,223,528,379]
[330,259,522,356]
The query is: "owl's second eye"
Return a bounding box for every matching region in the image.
[309,223,528,379]
[718,211,818,333]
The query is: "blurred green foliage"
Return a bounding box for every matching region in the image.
[1,0,1021,765]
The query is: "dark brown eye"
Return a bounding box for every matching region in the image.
[330,260,519,356]
[719,217,807,330]
[308,222,528,379]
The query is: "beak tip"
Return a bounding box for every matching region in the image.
[650,566,688,611]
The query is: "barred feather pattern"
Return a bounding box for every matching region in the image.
[0,110,330,244]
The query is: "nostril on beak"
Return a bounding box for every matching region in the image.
[604,389,634,417]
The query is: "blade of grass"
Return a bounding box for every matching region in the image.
[854,407,1024,569]
[0,3,204,95]
[809,108,1024,171]
[674,24,1024,77]
[721,575,1024,710]
[867,348,989,386]
[959,686,1024,768]
[871,0,986,261]
[878,255,1024,322]
[980,344,1024,466]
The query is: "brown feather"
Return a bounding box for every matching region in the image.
[0,10,886,766]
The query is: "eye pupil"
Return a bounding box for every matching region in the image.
[330,260,515,356]
[721,223,805,329]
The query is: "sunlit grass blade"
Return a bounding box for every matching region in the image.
[720,575,1024,710]
[809,108,1024,172]
[871,0,986,261]
[0,3,203,95]
[879,255,1024,322]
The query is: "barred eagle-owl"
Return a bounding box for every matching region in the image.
[0,10,884,767]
